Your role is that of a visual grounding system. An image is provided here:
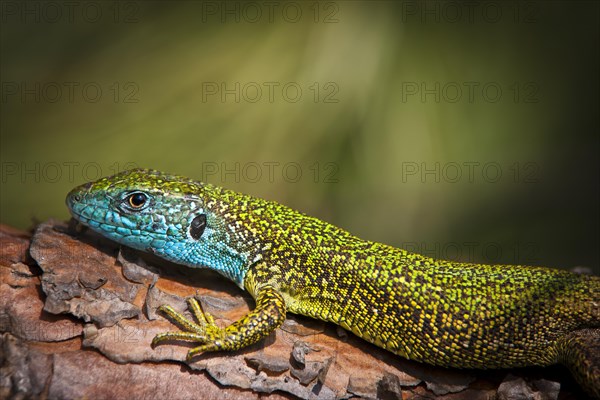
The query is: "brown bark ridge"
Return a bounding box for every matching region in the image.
[0,220,589,399]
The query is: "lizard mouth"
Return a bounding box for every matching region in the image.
[68,206,110,232]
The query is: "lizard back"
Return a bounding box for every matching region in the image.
[241,194,600,369]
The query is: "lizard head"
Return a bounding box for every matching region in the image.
[66,168,249,285]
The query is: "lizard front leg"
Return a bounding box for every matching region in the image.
[152,285,286,360]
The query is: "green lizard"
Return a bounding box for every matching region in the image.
[66,168,600,397]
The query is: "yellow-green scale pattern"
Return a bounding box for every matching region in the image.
[66,169,600,397]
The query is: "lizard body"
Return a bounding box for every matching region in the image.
[66,169,600,396]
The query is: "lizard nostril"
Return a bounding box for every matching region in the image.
[66,192,82,209]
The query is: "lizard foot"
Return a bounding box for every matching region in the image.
[152,286,286,360]
[152,297,227,360]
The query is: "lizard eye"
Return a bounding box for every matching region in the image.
[127,192,148,209]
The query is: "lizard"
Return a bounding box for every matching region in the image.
[66,168,600,397]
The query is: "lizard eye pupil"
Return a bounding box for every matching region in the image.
[128,193,147,208]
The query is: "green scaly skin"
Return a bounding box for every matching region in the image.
[66,169,600,396]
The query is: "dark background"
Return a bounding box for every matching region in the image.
[1,1,598,272]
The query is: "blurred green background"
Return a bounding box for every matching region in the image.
[1,1,598,272]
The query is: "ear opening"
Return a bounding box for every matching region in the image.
[190,214,207,240]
